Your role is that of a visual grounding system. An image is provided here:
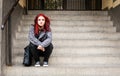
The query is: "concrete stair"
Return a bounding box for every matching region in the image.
[23,15,111,21]
[4,11,120,76]
[4,66,120,76]
[21,20,113,26]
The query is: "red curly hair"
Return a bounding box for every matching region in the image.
[34,13,51,35]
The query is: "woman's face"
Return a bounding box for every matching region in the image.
[37,16,45,27]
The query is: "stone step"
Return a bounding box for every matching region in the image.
[22,15,111,21]
[4,66,120,76]
[15,32,120,40]
[4,65,120,76]
[28,10,108,16]
[53,33,120,40]
[21,24,113,28]
[18,25,116,33]
[12,63,120,69]
[20,20,113,27]
[13,39,120,48]
[53,40,120,47]
[13,56,120,66]
[12,47,120,57]
[51,20,113,26]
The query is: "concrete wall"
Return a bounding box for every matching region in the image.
[0,0,3,75]
[1,0,23,76]
[102,0,113,9]
[102,0,120,34]
[113,0,120,8]
[3,0,15,19]
[109,5,120,32]
[102,0,120,9]
[1,0,16,75]
[19,0,26,8]
[11,4,24,38]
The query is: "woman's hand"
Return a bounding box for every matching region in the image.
[37,45,45,52]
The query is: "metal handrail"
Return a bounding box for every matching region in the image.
[1,0,20,66]
[1,0,19,30]
[25,0,28,15]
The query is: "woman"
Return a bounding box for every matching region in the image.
[28,13,53,67]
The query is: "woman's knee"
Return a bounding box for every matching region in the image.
[48,43,53,51]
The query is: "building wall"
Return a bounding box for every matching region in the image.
[109,5,120,32]
[0,0,3,75]
[1,0,17,75]
[1,0,23,76]
[103,0,120,32]
[19,0,26,8]
[102,0,113,9]
[113,0,120,8]
[102,0,120,9]
[3,0,15,19]
[11,4,24,38]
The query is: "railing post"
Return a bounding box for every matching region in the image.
[63,0,67,10]
[25,0,28,15]
[6,15,12,66]
[41,0,45,10]
[55,0,57,10]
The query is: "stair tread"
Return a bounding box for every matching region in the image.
[7,64,120,68]
[22,15,111,21]
[21,20,113,27]
[5,66,120,76]
[18,25,116,32]
[15,32,120,40]
[28,10,108,15]
[13,56,120,65]
[13,39,120,48]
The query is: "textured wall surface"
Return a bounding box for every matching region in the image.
[0,0,3,75]
[19,0,26,8]
[102,0,120,9]
[109,5,120,32]
[1,0,16,75]
[1,0,23,76]
[102,0,113,9]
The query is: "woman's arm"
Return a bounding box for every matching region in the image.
[28,25,42,46]
[40,31,52,47]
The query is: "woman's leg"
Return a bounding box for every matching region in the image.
[29,43,40,62]
[43,43,53,62]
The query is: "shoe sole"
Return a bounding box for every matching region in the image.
[43,65,48,67]
[35,65,41,67]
